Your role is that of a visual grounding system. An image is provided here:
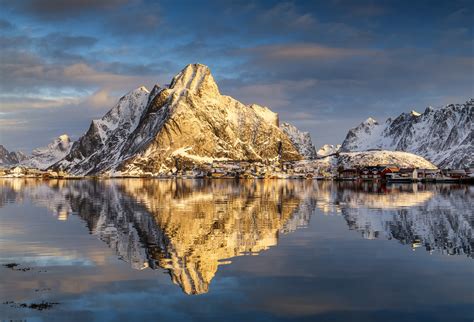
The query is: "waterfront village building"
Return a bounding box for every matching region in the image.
[417,169,441,180]
[441,169,466,179]
[361,166,388,180]
[11,166,25,176]
[338,165,427,182]
[337,165,401,180]
[338,168,358,180]
[388,168,418,180]
[0,159,471,180]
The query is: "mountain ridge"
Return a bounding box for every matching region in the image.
[0,145,27,166]
[341,99,473,168]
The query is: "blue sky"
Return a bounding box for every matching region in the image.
[0,0,472,151]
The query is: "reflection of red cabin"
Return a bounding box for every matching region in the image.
[360,166,387,180]
[381,166,400,179]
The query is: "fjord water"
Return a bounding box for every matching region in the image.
[0,179,472,322]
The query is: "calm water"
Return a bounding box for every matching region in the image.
[0,179,472,322]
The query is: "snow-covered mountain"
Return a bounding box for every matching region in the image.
[316,144,341,157]
[280,122,317,159]
[0,145,27,166]
[54,64,304,175]
[21,134,72,170]
[341,99,474,168]
[54,87,150,175]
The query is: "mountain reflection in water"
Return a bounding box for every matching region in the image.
[0,179,472,295]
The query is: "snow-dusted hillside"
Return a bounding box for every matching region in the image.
[280,122,317,159]
[54,64,304,176]
[305,150,437,174]
[316,144,341,157]
[21,134,72,170]
[337,151,437,169]
[341,99,474,168]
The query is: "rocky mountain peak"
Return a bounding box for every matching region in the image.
[55,134,71,151]
[363,117,378,125]
[58,134,70,142]
[54,63,303,175]
[169,63,220,97]
[137,86,149,93]
[148,84,163,103]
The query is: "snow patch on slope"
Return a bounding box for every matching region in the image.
[316,144,341,157]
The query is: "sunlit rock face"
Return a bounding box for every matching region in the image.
[54,64,302,176]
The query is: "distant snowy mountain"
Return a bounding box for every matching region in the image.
[0,145,27,167]
[22,135,72,170]
[280,122,317,159]
[341,99,474,168]
[316,144,341,157]
[54,64,305,175]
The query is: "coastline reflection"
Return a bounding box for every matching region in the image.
[0,179,471,295]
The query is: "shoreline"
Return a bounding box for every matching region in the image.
[0,176,472,184]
